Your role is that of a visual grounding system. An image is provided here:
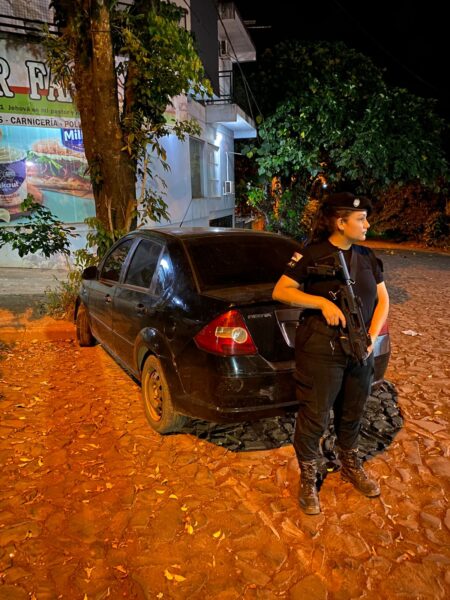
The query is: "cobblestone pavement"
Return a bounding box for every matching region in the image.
[0,248,449,599]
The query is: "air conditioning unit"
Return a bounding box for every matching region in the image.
[224,180,234,194]
[219,39,229,57]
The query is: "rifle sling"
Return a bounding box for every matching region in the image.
[349,247,358,282]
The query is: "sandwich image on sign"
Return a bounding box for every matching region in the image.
[26,138,91,195]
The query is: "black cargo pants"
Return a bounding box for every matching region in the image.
[293,317,374,462]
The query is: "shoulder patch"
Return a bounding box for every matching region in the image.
[287,252,303,269]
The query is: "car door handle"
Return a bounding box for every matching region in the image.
[136,303,147,315]
[104,294,112,303]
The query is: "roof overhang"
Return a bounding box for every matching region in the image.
[205,103,257,139]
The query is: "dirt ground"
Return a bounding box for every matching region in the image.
[0,246,449,599]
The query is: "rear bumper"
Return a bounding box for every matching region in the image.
[173,351,297,421]
[171,334,390,422]
[184,370,299,422]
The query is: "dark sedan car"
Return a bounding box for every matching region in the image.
[75,228,390,433]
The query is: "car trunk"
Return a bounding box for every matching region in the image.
[198,285,389,380]
[199,285,300,363]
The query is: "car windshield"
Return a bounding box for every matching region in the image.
[184,234,301,290]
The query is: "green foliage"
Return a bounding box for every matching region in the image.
[246,182,309,240]
[44,247,98,319]
[247,185,266,209]
[0,195,77,258]
[44,216,120,318]
[236,40,386,117]
[331,89,449,191]
[371,183,450,247]
[115,0,209,142]
[239,41,449,240]
[83,217,124,259]
[268,187,309,241]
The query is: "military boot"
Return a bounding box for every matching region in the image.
[338,448,380,497]
[298,460,321,514]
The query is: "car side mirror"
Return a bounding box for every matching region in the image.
[82,265,98,280]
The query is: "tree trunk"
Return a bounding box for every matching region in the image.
[69,1,136,233]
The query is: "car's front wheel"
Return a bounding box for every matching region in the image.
[76,304,96,347]
[142,356,186,434]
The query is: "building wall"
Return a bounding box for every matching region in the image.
[140,107,236,229]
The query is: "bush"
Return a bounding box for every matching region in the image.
[44,249,98,319]
[44,218,120,319]
[0,195,76,257]
[371,183,449,247]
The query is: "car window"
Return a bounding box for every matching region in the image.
[154,250,173,296]
[100,239,134,282]
[123,239,162,289]
[184,235,301,290]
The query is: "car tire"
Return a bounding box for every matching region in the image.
[142,355,186,434]
[76,304,96,347]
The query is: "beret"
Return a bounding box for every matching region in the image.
[322,192,372,215]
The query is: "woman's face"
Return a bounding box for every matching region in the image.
[337,210,370,242]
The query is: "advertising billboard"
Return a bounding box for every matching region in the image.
[0,38,95,223]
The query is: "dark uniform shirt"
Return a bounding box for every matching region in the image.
[284,240,384,326]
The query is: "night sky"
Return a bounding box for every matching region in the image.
[233,0,449,121]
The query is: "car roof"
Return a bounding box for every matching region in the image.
[133,227,292,240]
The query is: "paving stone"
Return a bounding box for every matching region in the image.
[379,561,446,599]
[235,558,271,586]
[0,586,29,600]
[420,511,442,529]
[0,521,41,545]
[444,509,450,531]
[289,574,328,600]
[128,508,151,529]
[426,456,450,478]
[272,568,301,591]
[66,505,108,543]
[401,440,423,465]
[2,566,30,584]
[261,537,289,569]
[28,586,59,600]
[423,553,450,564]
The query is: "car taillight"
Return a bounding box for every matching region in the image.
[194,310,257,356]
[378,321,389,336]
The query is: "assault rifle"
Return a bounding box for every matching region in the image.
[307,250,372,365]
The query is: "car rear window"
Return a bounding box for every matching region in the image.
[184,235,301,290]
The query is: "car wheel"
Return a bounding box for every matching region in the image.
[142,355,186,434]
[76,304,96,347]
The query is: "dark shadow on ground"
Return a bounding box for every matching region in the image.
[0,295,48,320]
[179,381,403,471]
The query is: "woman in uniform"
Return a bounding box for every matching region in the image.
[273,192,390,515]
